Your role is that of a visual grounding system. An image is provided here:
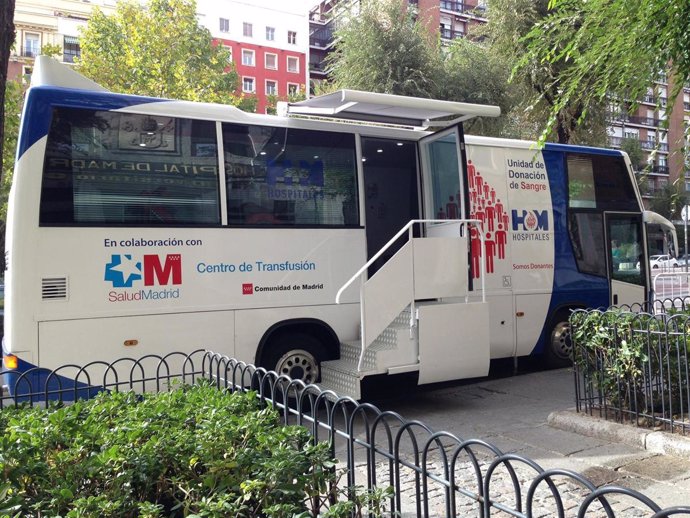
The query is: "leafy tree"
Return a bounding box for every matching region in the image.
[78,0,243,106]
[326,0,442,98]
[479,0,608,145]
[518,0,690,143]
[648,179,687,221]
[620,137,645,171]
[0,0,16,184]
[440,38,521,137]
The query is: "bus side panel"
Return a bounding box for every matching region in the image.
[38,311,236,368]
[467,144,555,358]
[21,225,366,369]
[530,149,609,355]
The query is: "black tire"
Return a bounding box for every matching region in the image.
[544,310,573,368]
[261,332,326,385]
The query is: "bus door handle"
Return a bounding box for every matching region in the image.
[613,294,618,305]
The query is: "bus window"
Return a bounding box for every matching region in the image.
[608,215,644,286]
[569,211,606,276]
[567,154,638,211]
[39,108,220,226]
[222,123,357,227]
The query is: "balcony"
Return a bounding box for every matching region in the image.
[609,113,662,127]
[440,0,485,16]
[642,94,656,105]
[440,27,465,40]
[19,46,40,58]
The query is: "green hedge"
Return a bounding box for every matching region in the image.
[0,383,390,518]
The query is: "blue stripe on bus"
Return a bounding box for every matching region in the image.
[529,149,609,356]
[17,86,167,160]
[543,142,624,157]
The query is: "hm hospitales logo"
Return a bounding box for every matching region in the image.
[105,254,182,302]
[511,209,551,242]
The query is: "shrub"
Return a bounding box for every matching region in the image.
[0,382,390,517]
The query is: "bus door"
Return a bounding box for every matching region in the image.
[362,137,420,276]
[605,212,647,307]
[419,126,467,239]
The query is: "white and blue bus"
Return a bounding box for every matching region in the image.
[1,57,676,399]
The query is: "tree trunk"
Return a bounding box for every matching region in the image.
[0,0,17,182]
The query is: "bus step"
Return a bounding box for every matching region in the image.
[319,358,366,400]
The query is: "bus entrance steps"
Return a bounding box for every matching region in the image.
[319,307,418,400]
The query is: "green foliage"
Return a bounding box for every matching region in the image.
[39,43,62,58]
[571,309,690,414]
[77,0,242,107]
[1,80,22,221]
[0,383,393,517]
[518,0,690,145]
[327,0,441,98]
[481,0,608,145]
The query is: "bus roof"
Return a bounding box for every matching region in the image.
[282,89,500,129]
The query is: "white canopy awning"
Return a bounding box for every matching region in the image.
[282,89,500,129]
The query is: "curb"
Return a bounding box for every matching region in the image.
[548,409,690,460]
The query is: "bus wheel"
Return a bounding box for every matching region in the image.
[263,333,324,385]
[545,311,573,368]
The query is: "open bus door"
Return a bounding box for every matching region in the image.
[605,212,647,307]
[419,125,467,238]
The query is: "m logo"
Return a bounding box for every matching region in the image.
[242,283,254,295]
[511,209,549,231]
[105,254,182,288]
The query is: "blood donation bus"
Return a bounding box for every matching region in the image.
[1,57,676,399]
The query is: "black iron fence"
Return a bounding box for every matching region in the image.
[3,350,690,517]
[572,303,690,436]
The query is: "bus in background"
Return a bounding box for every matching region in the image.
[1,57,676,399]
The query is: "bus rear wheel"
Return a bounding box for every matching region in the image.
[544,310,573,368]
[262,333,325,385]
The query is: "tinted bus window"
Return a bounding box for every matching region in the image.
[40,108,220,226]
[567,154,638,211]
[222,123,358,226]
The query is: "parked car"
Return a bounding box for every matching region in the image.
[677,254,690,267]
[648,254,679,269]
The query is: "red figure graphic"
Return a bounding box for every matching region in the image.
[484,232,496,273]
[490,188,496,204]
[495,200,504,219]
[446,196,458,219]
[483,182,490,199]
[468,160,476,189]
[470,227,482,279]
[475,175,484,196]
[486,204,495,231]
[496,223,507,259]
[475,208,486,226]
[503,212,509,230]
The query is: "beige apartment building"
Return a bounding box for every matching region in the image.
[9,0,117,82]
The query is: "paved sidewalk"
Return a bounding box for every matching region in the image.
[369,367,690,509]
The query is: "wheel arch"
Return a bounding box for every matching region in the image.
[255,318,340,367]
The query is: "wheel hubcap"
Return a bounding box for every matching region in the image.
[275,349,319,384]
[551,321,572,360]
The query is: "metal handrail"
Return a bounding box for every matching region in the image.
[335,219,486,372]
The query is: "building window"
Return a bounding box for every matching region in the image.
[219,18,229,32]
[288,31,297,45]
[224,45,233,63]
[24,32,40,58]
[243,22,253,37]
[242,77,255,93]
[63,36,80,64]
[241,49,255,66]
[287,56,299,73]
[265,53,277,70]
[266,26,275,41]
[266,80,277,96]
[288,83,299,95]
